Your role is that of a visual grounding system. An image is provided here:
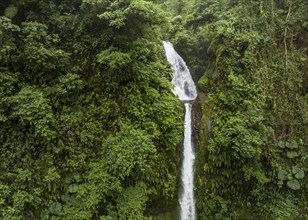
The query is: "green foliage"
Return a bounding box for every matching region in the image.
[10,86,56,139]
[97,47,132,71]
[102,124,156,180]
[0,0,182,219]
[278,170,288,181]
[293,166,304,180]
[174,0,308,218]
[286,179,300,190]
[0,17,20,64]
[97,0,165,29]
[1,0,306,219]
[116,182,149,220]
[19,21,70,79]
[256,190,302,219]
[4,6,18,18]
[49,202,62,215]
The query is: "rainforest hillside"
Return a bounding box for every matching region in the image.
[167,0,307,219]
[0,0,307,219]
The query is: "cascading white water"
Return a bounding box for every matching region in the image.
[163,41,197,220]
[163,42,197,101]
[180,103,196,220]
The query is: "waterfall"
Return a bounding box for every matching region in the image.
[163,41,197,220]
[163,42,197,101]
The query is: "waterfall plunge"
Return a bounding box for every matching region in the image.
[163,42,197,101]
[163,41,197,220]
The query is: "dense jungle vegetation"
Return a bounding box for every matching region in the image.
[0,0,307,219]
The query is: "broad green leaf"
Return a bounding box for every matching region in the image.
[40,209,50,220]
[292,166,300,174]
[278,170,288,181]
[49,202,62,215]
[4,6,18,18]
[287,180,300,190]
[68,184,79,193]
[278,141,285,148]
[292,167,305,179]
[295,170,305,179]
[286,151,299,158]
[286,141,298,149]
